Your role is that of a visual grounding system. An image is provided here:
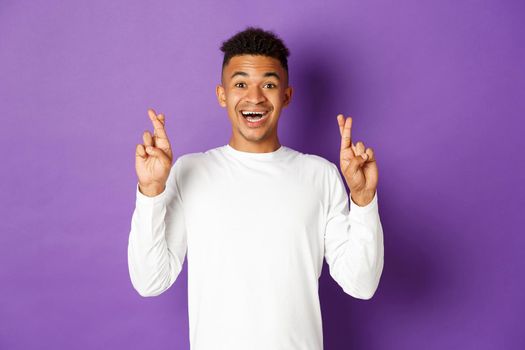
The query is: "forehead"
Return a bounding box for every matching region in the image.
[223,55,286,78]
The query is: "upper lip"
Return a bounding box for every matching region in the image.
[240,109,269,114]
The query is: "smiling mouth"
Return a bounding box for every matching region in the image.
[240,110,270,122]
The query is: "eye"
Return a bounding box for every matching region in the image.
[234,82,246,88]
[264,83,277,89]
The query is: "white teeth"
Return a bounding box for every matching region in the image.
[241,111,267,116]
[241,110,269,123]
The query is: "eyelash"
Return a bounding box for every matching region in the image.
[235,83,277,89]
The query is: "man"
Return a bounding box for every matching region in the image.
[128,27,384,350]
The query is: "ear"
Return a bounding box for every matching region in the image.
[283,85,293,107]
[216,84,226,108]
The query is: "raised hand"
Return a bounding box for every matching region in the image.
[337,114,378,207]
[135,108,174,197]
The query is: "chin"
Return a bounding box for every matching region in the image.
[236,126,268,140]
[240,132,267,143]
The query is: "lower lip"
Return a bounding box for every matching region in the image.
[240,112,269,128]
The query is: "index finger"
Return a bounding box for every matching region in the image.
[148,108,169,140]
[340,115,353,151]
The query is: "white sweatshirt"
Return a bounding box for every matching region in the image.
[128,143,384,350]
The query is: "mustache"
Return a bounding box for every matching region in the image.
[238,105,272,110]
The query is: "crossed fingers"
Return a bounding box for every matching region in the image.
[147,108,168,141]
[336,114,375,162]
[143,108,170,149]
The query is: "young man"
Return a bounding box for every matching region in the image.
[129,27,384,350]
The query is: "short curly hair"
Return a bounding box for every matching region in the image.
[220,26,290,77]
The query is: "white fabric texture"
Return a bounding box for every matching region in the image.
[128,144,384,350]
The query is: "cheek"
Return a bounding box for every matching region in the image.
[227,92,242,107]
[270,89,285,101]
[269,95,283,108]
[227,99,239,116]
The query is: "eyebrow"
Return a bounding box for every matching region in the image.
[230,71,281,81]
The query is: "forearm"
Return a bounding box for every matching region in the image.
[327,191,384,300]
[346,192,384,298]
[127,184,178,297]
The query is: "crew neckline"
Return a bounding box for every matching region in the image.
[224,143,287,160]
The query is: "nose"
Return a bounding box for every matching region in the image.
[245,85,267,104]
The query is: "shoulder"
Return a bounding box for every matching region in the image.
[292,148,339,174]
[171,145,224,171]
[283,147,342,186]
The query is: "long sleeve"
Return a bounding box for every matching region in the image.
[127,156,188,297]
[323,162,384,300]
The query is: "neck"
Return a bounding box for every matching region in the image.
[228,137,281,153]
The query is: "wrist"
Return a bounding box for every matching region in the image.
[350,191,374,207]
[138,183,166,197]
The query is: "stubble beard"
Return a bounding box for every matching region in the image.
[238,124,270,143]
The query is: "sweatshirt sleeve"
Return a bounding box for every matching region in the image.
[323,162,384,300]
[127,156,188,297]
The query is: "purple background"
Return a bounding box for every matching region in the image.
[1,0,523,349]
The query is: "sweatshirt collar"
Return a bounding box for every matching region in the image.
[223,143,288,160]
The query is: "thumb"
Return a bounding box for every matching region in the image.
[146,146,171,167]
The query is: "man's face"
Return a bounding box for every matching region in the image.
[216,54,293,147]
